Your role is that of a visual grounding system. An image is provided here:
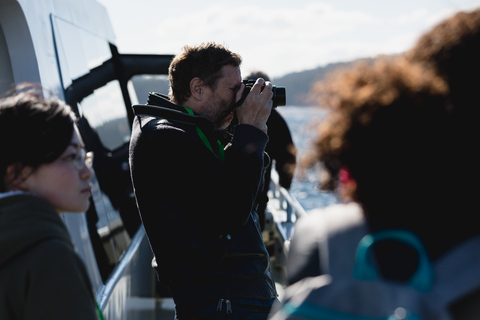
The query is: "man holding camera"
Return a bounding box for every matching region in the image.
[129,42,278,319]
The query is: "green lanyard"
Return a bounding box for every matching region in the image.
[183,106,224,161]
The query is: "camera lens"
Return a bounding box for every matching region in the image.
[272,86,286,108]
[241,80,286,108]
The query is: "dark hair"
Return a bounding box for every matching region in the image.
[311,58,463,235]
[310,56,480,257]
[0,84,77,191]
[245,70,270,82]
[407,8,480,101]
[168,42,242,105]
[406,9,480,203]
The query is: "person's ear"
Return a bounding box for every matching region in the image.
[4,163,32,191]
[190,77,205,101]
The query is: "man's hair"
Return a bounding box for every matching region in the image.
[0,84,76,191]
[168,42,242,105]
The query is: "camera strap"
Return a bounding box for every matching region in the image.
[183,106,224,161]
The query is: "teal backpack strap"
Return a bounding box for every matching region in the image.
[278,229,431,319]
[353,229,434,292]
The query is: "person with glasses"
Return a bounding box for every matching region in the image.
[0,85,100,320]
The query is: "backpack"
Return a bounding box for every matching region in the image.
[271,230,480,320]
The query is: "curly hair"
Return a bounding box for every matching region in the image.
[311,57,452,222]
[168,42,242,105]
[304,10,480,258]
[407,9,480,112]
[407,9,480,80]
[406,9,480,209]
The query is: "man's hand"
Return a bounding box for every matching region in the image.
[235,78,273,131]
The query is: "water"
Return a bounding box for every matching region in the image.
[276,105,339,212]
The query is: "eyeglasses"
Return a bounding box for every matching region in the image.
[72,149,94,170]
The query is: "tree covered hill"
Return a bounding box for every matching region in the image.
[273,58,374,106]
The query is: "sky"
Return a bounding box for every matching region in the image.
[96,0,480,79]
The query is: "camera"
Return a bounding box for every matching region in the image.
[240,79,286,108]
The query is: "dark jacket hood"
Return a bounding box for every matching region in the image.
[0,193,73,268]
[133,92,212,128]
[133,92,233,144]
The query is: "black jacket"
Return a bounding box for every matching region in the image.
[129,93,277,305]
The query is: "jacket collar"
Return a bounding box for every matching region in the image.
[133,92,214,131]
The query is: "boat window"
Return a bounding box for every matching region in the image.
[127,80,139,106]
[52,15,134,281]
[77,81,131,150]
[52,16,131,151]
[131,74,170,104]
